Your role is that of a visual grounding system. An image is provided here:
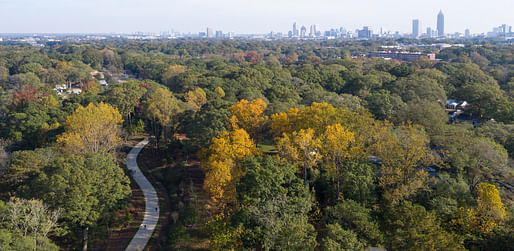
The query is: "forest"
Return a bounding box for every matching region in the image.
[0,38,513,250]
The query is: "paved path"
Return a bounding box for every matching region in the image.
[126,138,159,251]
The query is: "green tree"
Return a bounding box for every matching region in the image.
[321,223,365,251]
[146,88,183,143]
[325,200,382,246]
[454,83,505,119]
[394,100,448,137]
[384,202,465,251]
[0,198,61,251]
[184,99,232,146]
[235,156,316,251]
[28,153,130,250]
[103,80,146,125]
[365,90,406,121]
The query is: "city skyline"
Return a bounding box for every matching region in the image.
[0,0,513,34]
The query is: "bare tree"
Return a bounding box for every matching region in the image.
[6,197,62,250]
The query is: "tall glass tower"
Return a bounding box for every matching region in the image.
[437,10,445,37]
[412,19,420,38]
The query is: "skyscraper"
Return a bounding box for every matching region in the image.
[300,26,307,38]
[206,27,214,38]
[358,26,372,38]
[465,29,471,38]
[412,19,420,38]
[293,22,299,37]
[437,10,445,37]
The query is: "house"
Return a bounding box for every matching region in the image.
[445,99,469,110]
[53,84,67,94]
[54,83,82,96]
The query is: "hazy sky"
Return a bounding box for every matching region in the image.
[0,0,512,34]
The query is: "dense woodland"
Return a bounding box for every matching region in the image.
[0,39,513,250]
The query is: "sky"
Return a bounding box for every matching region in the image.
[0,0,513,34]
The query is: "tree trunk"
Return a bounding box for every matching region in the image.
[152,115,157,137]
[33,231,37,251]
[304,165,307,189]
[82,226,88,251]
[164,125,168,145]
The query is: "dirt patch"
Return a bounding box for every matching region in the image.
[100,184,145,251]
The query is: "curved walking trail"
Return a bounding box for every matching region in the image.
[126,138,159,251]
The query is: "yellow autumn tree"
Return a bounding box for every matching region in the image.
[229,99,268,140]
[277,128,322,187]
[321,124,358,199]
[269,103,376,144]
[214,86,225,99]
[371,123,436,204]
[57,102,123,154]
[202,129,259,209]
[476,183,506,233]
[453,183,506,234]
[185,87,207,112]
[270,108,298,138]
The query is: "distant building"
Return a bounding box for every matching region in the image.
[358,26,372,38]
[487,24,510,37]
[293,22,299,37]
[206,27,214,38]
[465,29,471,38]
[426,27,432,38]
[367,51,436,61]
[437,10,445,37]
[215,30,223,38]
[300,26,307,38]
[412,19,421,38]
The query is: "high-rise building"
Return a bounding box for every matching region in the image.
[437,10,445,37]
[293,22,299,37]
[300,26,307,38]
[412,19,421,38]
[358,26,372,38]
[465,29,470,38]
[426,27,432,38]
[309,25,314,37]
[206,27,214,38]
[215,30,223,38]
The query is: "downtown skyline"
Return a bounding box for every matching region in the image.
[0,0,513,34]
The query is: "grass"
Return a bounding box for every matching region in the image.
[257,143,277,153]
